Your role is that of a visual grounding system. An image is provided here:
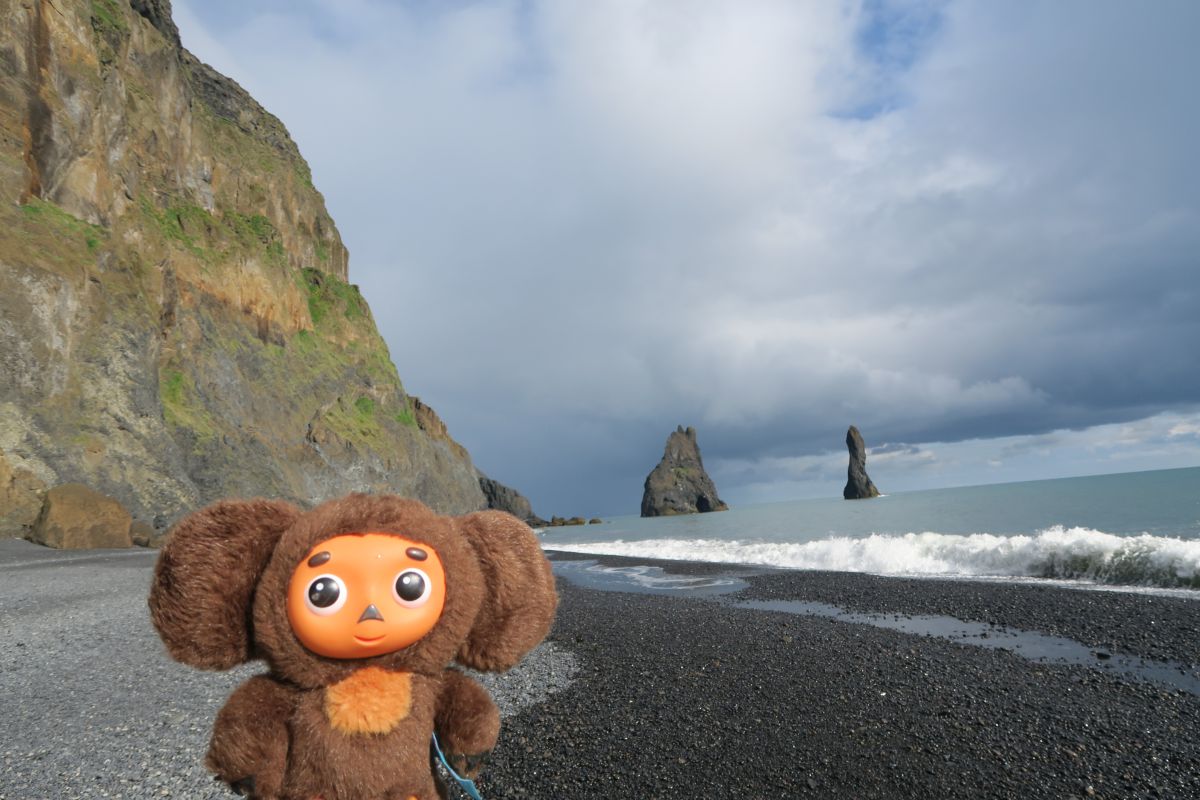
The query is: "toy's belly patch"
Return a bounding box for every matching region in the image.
[324,667,413,735]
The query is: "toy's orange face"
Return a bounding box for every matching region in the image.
[286,533,447,660]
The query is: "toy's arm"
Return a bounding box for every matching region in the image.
[434,669,501,779]
[205,675,295,799]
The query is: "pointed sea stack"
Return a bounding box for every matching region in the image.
[843,425,881,499]
[641,426,729,517]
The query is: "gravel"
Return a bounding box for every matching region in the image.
[4,539,1200,799]
[479,552,1200,799]
[0,540,574,800]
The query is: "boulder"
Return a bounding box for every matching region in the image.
[28,484,133,549]
[843,426,881,500]
[641,426,728,517]
[0,449,46,537]
[546,516,586,527]
[130,520,160,548]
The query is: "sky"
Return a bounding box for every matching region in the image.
[171,0,1200,517]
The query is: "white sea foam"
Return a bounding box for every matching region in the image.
[545,526,1200,589]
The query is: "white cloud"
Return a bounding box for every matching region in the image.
[172,1,1200,514]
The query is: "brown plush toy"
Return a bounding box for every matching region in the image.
[148,494,558,800]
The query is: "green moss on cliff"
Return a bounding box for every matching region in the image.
[90,0,127,34]
[315,391,416,445]
[90,0,128,65]
[321,395,383,443]
[159,367,218,441]
[193,101,281,177]
[139,198,211,260]
[394,397,418,428]
[234,213,275,243]
[225,211,287,266]
[301,267,367,326]
[8,198,107,274]
[354,396,376,416]
[294,160,314,189]
[138,197,295,269]
[20,198,106,239]
[247,323,411,447]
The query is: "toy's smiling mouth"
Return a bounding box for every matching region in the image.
[354,633,386,644]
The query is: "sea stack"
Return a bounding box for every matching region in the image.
[843,425,881,499]
[641,426,729,517]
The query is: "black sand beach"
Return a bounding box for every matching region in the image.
[483,552,1200,800]
[2,540,1199,799]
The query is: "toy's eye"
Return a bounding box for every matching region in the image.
[305,574,346,615]
[392,569,431,607]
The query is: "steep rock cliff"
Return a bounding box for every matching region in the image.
[641,426,728,517]
[843,425,881,499]
[478,473,547,527]
[0,0,485,536]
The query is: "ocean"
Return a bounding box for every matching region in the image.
[539,466,1200,592]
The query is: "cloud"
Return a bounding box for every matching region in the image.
[173,1,1200,514]
[1169,422,1200,439]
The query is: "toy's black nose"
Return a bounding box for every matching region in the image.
[358,604,385,623]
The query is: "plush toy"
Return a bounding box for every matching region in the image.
[148,494,558,800]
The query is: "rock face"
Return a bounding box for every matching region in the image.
[843,425,881,500]
[0,448,47,537]
[30,483,133,549]
[641,426,728,517]
[0,0,487,534]
[478,473,547,527]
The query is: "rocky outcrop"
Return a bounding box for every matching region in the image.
[130,519,158,547]
[0,448,46,537]
[478,473,548,527]
[843,425,881,500]
[641,426,728,517]
[128,0,180,47]
[0,0,486,535]
[29,483,132,549]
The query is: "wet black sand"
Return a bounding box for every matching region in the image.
[480,552,1200,800]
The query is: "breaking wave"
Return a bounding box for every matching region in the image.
[544,526,1200,590]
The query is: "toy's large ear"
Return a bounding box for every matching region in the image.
[454,511,558,671]
[149,499,301,670]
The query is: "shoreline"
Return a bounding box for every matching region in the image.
[483,552,1200,798]
[544,548,1200,667]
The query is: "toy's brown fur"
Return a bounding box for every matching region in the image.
[149,494,557,800]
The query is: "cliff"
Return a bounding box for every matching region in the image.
[641,425,728,517]
[0,0,486,540]
[478,473,548,527]
[843,425,881,499]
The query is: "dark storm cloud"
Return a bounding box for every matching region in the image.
[174,1,1200,515]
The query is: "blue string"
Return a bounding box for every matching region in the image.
[431,732,484,800]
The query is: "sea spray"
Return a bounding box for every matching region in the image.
[545,526,1200,590]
